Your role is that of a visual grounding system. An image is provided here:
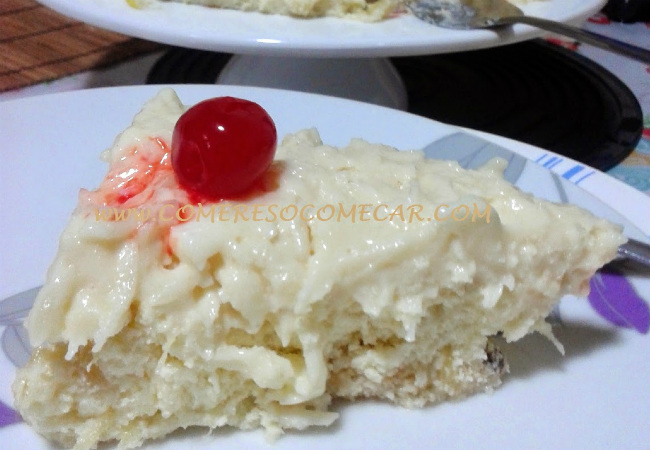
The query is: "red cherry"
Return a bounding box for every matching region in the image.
[171,96,277,200]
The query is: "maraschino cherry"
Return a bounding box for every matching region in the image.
[171,96,277,200]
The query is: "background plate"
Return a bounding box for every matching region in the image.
[36,0,606,57]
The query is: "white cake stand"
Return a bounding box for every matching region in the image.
[37,0,606,109]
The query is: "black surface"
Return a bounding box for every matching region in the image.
[604,0,650,22]
[147,40,642,171]
[147,48,231,84]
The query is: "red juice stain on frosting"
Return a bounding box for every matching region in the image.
[82,137,189,238]
[99,137,175,207]
[82,138,173,207]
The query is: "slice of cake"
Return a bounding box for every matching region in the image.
[13,88,625,450]
[156,0,536,22]
[166,0,399,21]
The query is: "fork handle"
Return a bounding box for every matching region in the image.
[618,239,650,269]
[498,16,650,64]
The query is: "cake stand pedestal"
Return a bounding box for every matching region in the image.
[217,55,408,109]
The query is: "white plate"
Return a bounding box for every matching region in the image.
[37,0,606,57]
[1,85,649,450]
